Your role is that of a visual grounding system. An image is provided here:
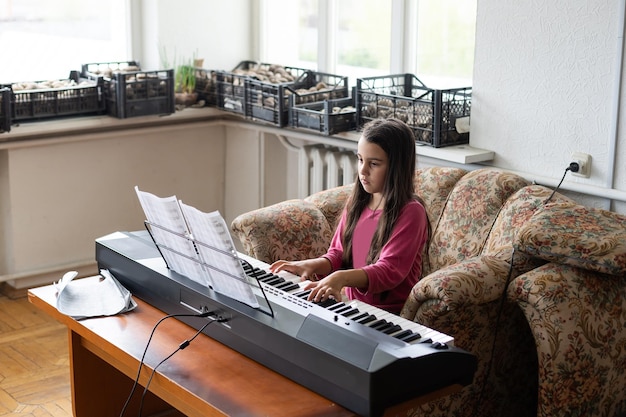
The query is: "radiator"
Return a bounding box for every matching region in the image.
[298,144,357,198]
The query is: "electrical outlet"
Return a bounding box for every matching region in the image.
[571,152,591,178]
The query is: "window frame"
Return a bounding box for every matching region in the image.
[255,0,474,86]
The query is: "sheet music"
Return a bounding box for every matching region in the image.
[134,187,209,286]
[135,186,259,309]
[179,201,259,308]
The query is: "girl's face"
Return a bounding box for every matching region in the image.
[357,136,388,195]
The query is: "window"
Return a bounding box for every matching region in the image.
[335,0,392,79]
[260,0,476,88]
[0,0,131,84]
[414,0,477,88]
[260,0,319,71]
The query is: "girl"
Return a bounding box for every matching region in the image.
[270,118,430,314]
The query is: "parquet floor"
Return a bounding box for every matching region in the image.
[0,295,72,417]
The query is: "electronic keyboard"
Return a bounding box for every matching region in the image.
[95,230,477,417]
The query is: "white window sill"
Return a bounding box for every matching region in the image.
[0,107,495,165]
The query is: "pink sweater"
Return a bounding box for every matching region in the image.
[323,200,428,314]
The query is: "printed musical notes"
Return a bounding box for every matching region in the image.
[135,187,259,308]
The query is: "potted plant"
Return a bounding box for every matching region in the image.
[160,47,202,107]
[175,59,198,106]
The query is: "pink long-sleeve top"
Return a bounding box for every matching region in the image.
[323,199,428,314]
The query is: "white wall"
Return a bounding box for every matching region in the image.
[0,121,226,290]
[472,0,624,212]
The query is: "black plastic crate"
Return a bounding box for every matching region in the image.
[215,61,265,115]
[104,69,175,118]
[0,88,10,133]
[288,96,356,135]
[356,73,471,148]
[247,69,349,127]
[82,61,174,119]
[216,61,309,118]
[1,71,104,122]
[194,68,218,107]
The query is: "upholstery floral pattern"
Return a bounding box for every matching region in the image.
[413,167,468,276]
[400,184,574,417]
[401,259,538,417]
[516,202,626,276]
[304,184,352,232]
[414,167,468,233]
[231,166,626,417]
[230,199,335,264]
[401,290,538,417]
[402,255,513,319]
[427,168,530,274]
[510,262,626,417]
[230,185,353,264]
[485,185,574,272]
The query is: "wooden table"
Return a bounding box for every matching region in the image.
[28,278,459,417]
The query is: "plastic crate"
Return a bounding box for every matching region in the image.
[0,88,9,131]
[288,96,356,135]
[194,68,218,106]
[356,73,471,148]
[247,69,349,127]
[1,71,104,122]
[104,69,175,118]
[215,61,264,115]
[216,61,309,118]
[82,61,175,119]
[0,88,10,133]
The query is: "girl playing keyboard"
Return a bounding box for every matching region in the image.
[270,118,429,314]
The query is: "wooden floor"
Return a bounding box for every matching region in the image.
[0,294,72,417]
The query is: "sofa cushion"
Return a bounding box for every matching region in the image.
[231,199,335,264]
[427,168,530,273]
[515,202,626,276]
[304,184,352,230]
[413,167,468,233]
[484,185,573,273]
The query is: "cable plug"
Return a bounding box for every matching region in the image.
[570,152,591,178]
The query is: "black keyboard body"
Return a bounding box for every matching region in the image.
[95,231,477,417]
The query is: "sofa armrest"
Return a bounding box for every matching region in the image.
[401,255,513,321]
[400,255,539,417]
[509,262,626,417]
[231,199,335,264]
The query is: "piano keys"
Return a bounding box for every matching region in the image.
[95,230,477,417]
[240,255,454,347]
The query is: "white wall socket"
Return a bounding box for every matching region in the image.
[571,152,591,178]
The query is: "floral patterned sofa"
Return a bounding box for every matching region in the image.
[230,166,626,417]
[510,202,626,417]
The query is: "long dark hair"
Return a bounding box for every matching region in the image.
[341,118,429,267]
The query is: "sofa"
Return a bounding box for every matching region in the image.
[510,202,626,417]
[230,166,626,417]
